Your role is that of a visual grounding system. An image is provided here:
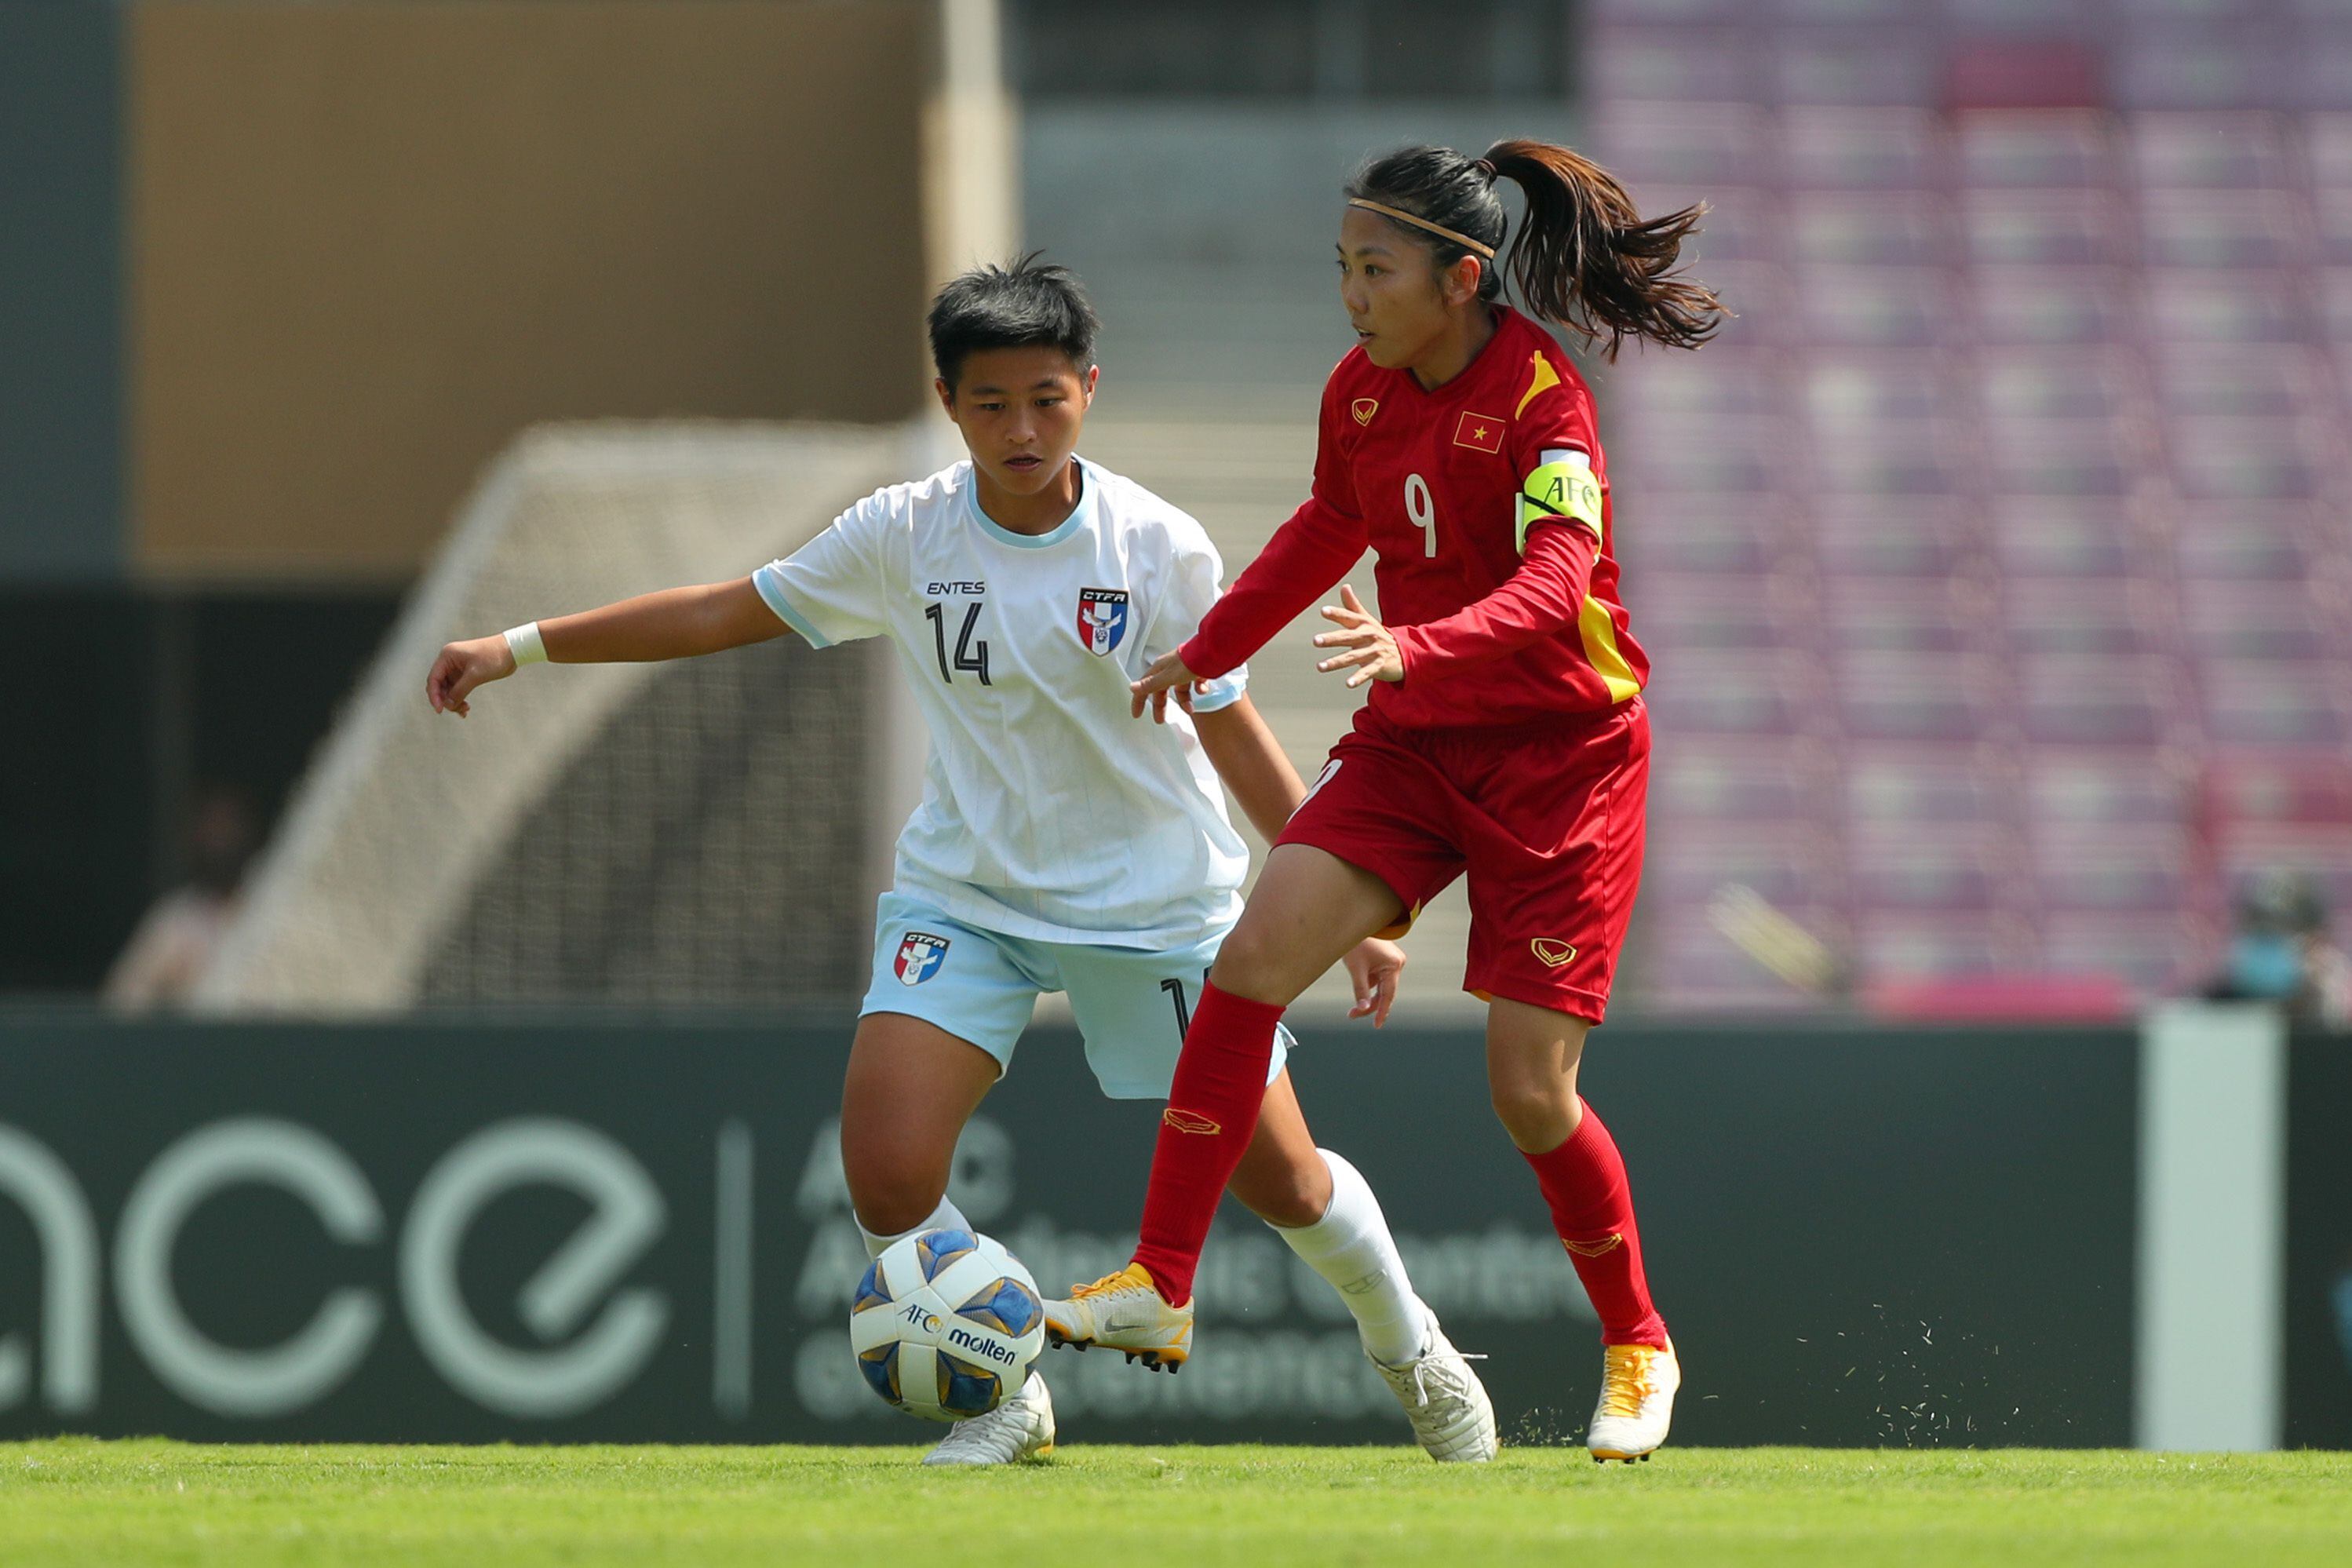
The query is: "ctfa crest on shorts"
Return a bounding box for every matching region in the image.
[1076,588,1129,655]
[894,931,950,986]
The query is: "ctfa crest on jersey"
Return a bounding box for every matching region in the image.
[1351,397,1379,426]
[894,932,950,986]
[1076,587,1130,655]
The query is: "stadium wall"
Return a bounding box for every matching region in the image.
[2,1012,2226,1449]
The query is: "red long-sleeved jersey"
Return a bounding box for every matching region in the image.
[1182,306,1647,731]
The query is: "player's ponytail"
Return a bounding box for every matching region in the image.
[1346,140,1727,360]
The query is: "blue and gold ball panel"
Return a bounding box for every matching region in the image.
[851,1260,894,1315]
[916,1227,979,1281]
[955,1276,1042,1337]
[856,1341,904,1407]
[935,1353,1002,1420]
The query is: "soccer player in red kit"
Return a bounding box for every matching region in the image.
[1045,140,1727,1461]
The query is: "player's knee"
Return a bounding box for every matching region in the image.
[1234,1169,1326,1230]
[1490,1077,1576,1150]
[1206,924,1298,1005]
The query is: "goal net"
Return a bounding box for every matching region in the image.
[196,421,934,1014]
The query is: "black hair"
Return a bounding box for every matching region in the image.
[926,252,1100,393]
[1346,140,1727,359]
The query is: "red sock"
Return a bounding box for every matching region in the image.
[1521,1099,1668,1348]
[1131,982,1284,1305]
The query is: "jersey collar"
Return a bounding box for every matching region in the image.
[965,456,1096,549]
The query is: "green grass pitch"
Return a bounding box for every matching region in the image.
[2,1441,2348,1566]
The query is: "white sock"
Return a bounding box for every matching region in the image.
[857,1194,974,1260]
[1270,1149,1431,1366]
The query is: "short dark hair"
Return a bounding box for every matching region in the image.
[926,253,1099,393]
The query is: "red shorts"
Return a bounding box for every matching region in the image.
[1278,700,1650,1022]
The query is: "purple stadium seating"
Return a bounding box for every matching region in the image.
[2145,269,2310,343]
[1840,651,2009,742]
[1792,191,1955,267]
[1810,349,1973,425]
[1802,265,1959,346]
[2182,581,2348,661]
[1990,498,2150,579]
[1974,266,2140,346]
[2155,345,2332,418]
[1644,651,1829,739]
[1817,495,1985,577]
[2172,501,2316,580]
[2018,656,2191,748]
[1781,107,1945,188]
[1980,347,2146,421]
[1651,822,1849,909]
[2141,190,2313,269]
[1592,5,2351,1012]
[1821,574,1991,655]
[1848,822,2022,913]
[1955,111,2118,188]
[2131,111,2298,188]
[1636,574,1823,655]
[2004,579,2182,658]
[1846,742,2021,826]
[2308,112,2352,184]
[1963,191,2139,267]
[1651,735,1840,826]
[2029,749,2198,827]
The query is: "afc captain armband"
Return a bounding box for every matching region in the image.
[1515,447,1603,553]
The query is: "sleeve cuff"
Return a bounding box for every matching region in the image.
[1191,665,1248,713]
[750,564,835,649]
[1178,632,1242,683]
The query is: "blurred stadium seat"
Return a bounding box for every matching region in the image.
[1592,2,2352,1015]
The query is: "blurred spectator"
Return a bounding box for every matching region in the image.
[103,787,257,1011]
[2201,870,2352,1028]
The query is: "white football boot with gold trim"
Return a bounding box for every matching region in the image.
[1042,1262,1192,1370]
[921,1371,1055,1465]
[1585,1340,1679,1462]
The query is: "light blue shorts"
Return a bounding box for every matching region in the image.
[861,891,1293,1099]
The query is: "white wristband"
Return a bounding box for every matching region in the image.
[503,622,548,667]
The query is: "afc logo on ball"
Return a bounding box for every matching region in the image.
[1076,588,1129,655]
[893,932,950,986]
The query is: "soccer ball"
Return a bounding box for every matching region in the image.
[848,1227,1045,1421]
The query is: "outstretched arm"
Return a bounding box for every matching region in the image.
[1194,694,1404,1025]
[425,576,787,717]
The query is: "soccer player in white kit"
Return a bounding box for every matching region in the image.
[425,257,1496,1466]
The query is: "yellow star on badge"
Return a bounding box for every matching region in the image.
[1472,425,1489,441]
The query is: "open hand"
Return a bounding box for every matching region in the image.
[1313,585,1403,688]
[1130,648,1203,723]
[425,636,516,717]
[1341,935,1406,1026]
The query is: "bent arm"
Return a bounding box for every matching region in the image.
[538,577,789,662]
[1194,695,1309,843]
[1390,521,1599,682]
[1182,497,1366,680]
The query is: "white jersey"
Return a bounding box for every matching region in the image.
[753,457,1250,947]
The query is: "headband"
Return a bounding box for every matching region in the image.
[1346,197,1498,260]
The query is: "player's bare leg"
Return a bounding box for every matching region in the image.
[1489,1000,1676,1462]
[840,1012,1055,1464]
[1053,846,1394,1352]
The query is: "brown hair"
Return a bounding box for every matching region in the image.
[1345,139,1728,360]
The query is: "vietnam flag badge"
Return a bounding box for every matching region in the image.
[1453,410,1505,453]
